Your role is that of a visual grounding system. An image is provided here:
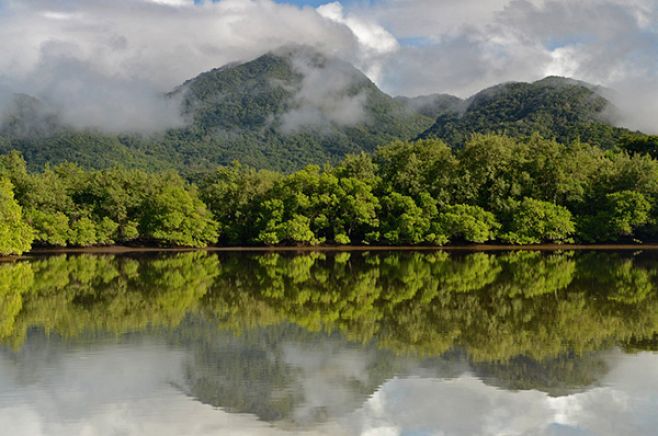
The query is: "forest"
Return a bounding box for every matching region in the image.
[1,133,658,255]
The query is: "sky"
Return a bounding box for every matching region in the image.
[0,0,657,132]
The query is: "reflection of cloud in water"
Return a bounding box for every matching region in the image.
[1,340,657,436]
[0,342,285,436]
[348,351,658,436]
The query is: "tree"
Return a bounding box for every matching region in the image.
[200,162,281,244]
[439,204,500,243]
[379,193,439,244]
[141,176,219,247]
[375,139,457,205]
[500,198,575,244]
[0,178,34,255]
[455,134,526,210]
[578,191,652,242]
[280,214,316,245]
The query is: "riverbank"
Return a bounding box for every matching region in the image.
[21,243,658,256]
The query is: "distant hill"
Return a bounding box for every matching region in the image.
[0,47,432,172]
[1,54,654,172]
[159,46,433,170]
[418,76,631,149]
[0,95,170,170]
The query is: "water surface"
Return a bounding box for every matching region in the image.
[1,251,658,435]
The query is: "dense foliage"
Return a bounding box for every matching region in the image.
[3,132,658,254]
[0,151,217,251]
[0,178,33,255]
[419,77,634,149]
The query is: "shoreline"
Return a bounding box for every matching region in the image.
[20,243,658,256]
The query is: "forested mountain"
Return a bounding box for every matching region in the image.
[0,47,432,172]
[0,94,179,171]
[161,46,433,170]
[418,76,632,148]
[0,49,655,173]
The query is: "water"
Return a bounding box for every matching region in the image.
[1,250,658,435]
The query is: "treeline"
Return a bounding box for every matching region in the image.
[1,133,658,254]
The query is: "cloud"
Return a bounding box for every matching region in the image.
[346,0,658,133]
[317,1,398,83]
[0,0,657,133]
[278,48,369,134]
[0,0,365,133]
[0,48,185,134]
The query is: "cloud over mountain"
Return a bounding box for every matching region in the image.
[0,0,656,132]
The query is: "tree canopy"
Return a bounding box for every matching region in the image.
[2,132,658,252]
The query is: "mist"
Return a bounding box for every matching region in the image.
[603,80,658,135]
[0,54,184,134]
[0,0,369,134]
[279,48,369,134]
[0,0,656,135]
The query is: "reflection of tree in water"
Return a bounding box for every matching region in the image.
[206,251,658,362]
[3,250,658,422]
[471,352,609,397]
[2,253,218,347]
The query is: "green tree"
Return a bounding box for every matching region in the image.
[0,178,34,255]
[439,204,500,243]
[374,139,457,205]
[455,134,526,211]
[500,198,575,244]
[200,163,281,244]
[578,191,652,242]
[380,193,441,244]
[141,176,219,247]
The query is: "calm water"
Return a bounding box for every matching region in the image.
[1,251,658,435]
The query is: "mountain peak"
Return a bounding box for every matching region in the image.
[533,75,596,88]
[419,76,624,148]
[161,46,432,169]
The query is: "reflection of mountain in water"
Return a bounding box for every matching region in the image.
[3,250,658,424]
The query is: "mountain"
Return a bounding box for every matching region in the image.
[0,95,171,170]
[160,46,433,170]
[418,76,631,149]
[0,52,653,173]
[0,47,433,172]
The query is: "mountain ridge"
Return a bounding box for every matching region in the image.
[0,48,653,172]
[417,75,628,148]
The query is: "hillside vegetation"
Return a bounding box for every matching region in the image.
[418,77,632,149]
[4,49,657,173]
[1,47,432,172]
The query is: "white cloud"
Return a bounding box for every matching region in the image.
[0,0,657,132]
[317,2,398,55]
[317,1,398,83]
[0,0,365,132]
[279,48,369,133]
[146,0,194,6]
